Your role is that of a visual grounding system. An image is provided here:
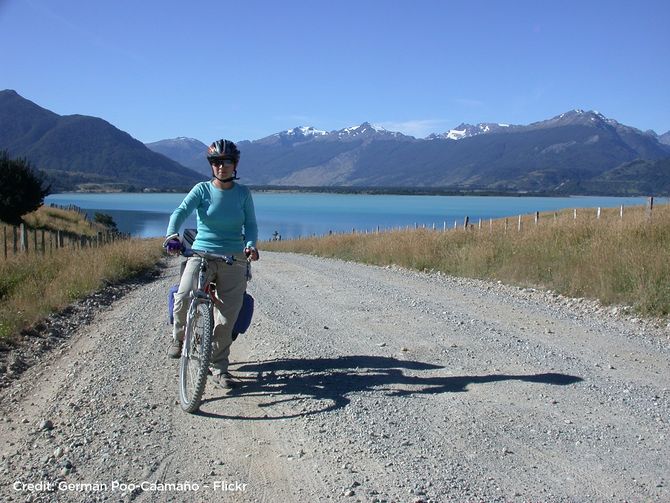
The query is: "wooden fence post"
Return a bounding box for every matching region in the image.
[517,215,522,232]
[3,226,7,259]
[646,196,654,219]
[20,223,28,254]
[504,218,508,233]
[13,226,18,254]
[597,207,601,219]
[463,216,469,229]
[534,211,539,226]
[620,205,624,220]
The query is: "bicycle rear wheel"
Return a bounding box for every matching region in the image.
[179,300,213,413]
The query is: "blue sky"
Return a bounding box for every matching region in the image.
[1,0,668,143]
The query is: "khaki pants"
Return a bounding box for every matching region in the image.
[173,256,247,374]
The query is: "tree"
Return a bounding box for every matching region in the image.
[94,212,118,232]
[0,151,51,225]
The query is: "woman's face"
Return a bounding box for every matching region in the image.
[210,159,236,179]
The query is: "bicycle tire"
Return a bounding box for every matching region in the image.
[179,300,213,413]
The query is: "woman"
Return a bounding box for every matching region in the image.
[163,139,259,389]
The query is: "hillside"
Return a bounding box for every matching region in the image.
[0,90,204,191]
[145,137,210,175]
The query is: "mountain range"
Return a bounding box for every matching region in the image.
[2,89,670,194]
[148,113,670,194]
[0,90,202,191]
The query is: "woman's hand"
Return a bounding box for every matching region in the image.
[163,234,183,255]
[244,246,259,261]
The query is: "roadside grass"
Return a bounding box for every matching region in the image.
[21,205,108,236]
[264,204,670,317]
[0,206,164,341]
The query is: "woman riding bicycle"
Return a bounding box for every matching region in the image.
[163,139,259,389]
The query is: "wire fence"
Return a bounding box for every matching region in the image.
[286,197,662,240]
[1,223,129,260]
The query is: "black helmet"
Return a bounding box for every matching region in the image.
[207,139,240,163]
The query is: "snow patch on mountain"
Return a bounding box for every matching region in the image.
[338,122,404,137]
[277,126,328,137]
[428,122,515,140]
[342,123,385,133]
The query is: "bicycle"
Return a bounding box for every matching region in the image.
[178,248,240,413]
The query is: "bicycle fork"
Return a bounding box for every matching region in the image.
[183,296,211,358]
[183,258,212,359]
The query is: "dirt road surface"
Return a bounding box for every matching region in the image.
[1,252,668,502]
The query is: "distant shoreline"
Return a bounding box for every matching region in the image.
[246,186,560,197]
[48,184,663,198]
[50,185,562,197]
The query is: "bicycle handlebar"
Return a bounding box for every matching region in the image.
[182,249,236,265]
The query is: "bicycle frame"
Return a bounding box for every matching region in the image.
[182,250,235,358]
[178,249,240,412]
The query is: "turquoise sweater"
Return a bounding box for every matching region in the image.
[166,181,258,255]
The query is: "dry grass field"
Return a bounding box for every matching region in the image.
[264,204,670,317]
[0,206,163,341]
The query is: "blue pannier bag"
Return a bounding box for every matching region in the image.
[168,287,254,335]
[234,292,254,334]
[167,284,179,324]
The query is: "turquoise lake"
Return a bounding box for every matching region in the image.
[45,192,660,241]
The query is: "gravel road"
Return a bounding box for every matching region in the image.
[1,251,669,503]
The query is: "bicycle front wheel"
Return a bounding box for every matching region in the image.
[179,300,213,413]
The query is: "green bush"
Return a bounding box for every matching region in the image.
[0,151,51,225]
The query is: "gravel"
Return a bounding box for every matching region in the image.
[0,251,668,502]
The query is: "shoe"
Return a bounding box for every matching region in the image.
[211,371,237,389]
[167,340,182,358]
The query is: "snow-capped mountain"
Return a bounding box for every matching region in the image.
[144,109,670,195]
[335,122,408,139]
[427,122,518,141]
[276,126,328,138]
[233,110,670,192]
[253,121,414,146]
[425,110,658,142]
[526,109,623,132]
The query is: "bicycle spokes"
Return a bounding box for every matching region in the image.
[179,301,214,413]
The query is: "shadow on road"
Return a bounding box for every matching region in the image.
[197,355,582,420]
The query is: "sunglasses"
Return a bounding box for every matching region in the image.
[210,159,236,168]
